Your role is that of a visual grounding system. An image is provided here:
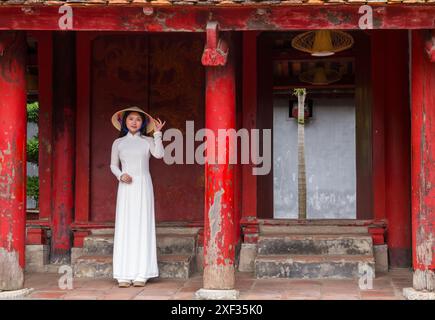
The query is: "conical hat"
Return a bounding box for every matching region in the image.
[111,106,156,134]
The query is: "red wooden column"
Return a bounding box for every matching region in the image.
[0,31,27,290]
[384,31,412,267]
[50,32,76,264]
[197,23,238,299]
[408,30,435,296]
[371,31,386,223]
[373,31,412,267]
[241,31,259,243]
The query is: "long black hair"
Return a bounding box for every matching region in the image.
[118,110,149,138]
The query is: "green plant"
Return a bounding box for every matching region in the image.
[27,176,39,207]
[27,136,39,164]
[27,101,39,123]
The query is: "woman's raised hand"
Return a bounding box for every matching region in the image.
[154,118,166,132]
[120,173,132,184]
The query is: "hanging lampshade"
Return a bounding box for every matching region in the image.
[292,30,354,57]
[299,66,341,85]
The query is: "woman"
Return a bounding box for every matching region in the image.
[110,106,166,288]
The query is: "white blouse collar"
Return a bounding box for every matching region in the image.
[127,131,141,138]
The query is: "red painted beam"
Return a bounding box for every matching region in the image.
[0,6,434,31]
[51,32,76,264]
[203,32,237,290]
[0,31,27,290]
[410,30,435,291]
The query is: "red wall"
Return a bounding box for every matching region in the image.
[89,33,205,223]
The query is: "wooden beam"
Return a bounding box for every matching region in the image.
[0,6,434,31]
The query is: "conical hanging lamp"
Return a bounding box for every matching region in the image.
[299,66,341,85]
[292,30,354,57]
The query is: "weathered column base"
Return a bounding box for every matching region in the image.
[403,288,435,300]
[195,289,240,300]
[0,248,24,291]
[200,265,238,299]
[413,269,435,291]
[0,288,34,299]
[403,270,435,300]
[203,265,235,289]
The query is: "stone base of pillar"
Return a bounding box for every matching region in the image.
[238,243,257,272]
[195,288,240,300]
[0,288,34,299]
[403,287,435,300]
[373,244,388,273]
[196,246,204,273]
[413,269,435,291]
[25,245,49,273]
[0,248,24,291]
[403,269,435,300]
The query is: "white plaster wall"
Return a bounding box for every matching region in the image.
[27,122,38,209]
[273,97,356,219]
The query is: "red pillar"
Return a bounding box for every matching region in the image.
[371,31,386,223]
[51,32,76,264]
[240,31,259,243]
[0,31,27,290]
[201,29,237,291]
[371,31,412,267]
[384,31,412,267]
[410,30,435,292]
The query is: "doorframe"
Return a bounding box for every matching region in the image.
[256,31,374,220]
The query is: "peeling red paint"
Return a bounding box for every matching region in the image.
[0,31,26,273]
[51,32,75,263]
[203,33,237,290]
[0,6,434,31]
[411,30,435,287]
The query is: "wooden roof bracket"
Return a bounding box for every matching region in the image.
[425,29,435,63]
[201,21,229,67]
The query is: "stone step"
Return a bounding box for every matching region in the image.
[258,234,373,256]
[74,254,195,279]
[83,235,113,256]
[255,254,375,279]
[82,233,196,256]
[89,226,201,236]
[259,225,369,235]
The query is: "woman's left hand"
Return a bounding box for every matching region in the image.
[154,118,166,132]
